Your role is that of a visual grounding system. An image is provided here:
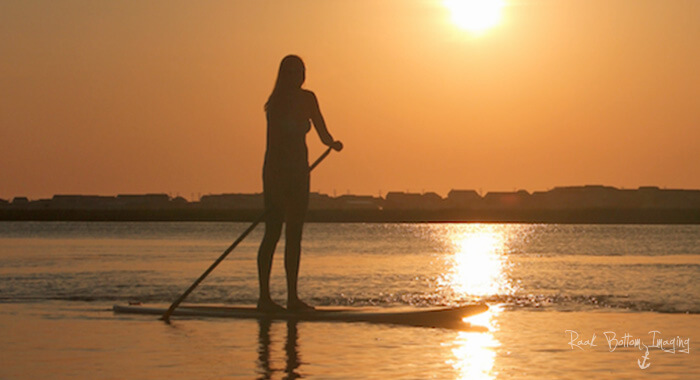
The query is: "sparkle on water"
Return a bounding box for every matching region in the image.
[430,224,529,379]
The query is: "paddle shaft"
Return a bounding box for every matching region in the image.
[161,147,334,322]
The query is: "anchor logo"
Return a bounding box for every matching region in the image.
[637,349,651,369]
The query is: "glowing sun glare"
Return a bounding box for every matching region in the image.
[444,0,505,33]
[448,232,512,297]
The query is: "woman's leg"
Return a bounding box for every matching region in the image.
[257,216,284,310]
[285,217,306,309]
[285,175,312,311]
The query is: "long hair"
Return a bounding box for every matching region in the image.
[265,55,306,114]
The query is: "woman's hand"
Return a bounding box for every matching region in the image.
[330,140,343,152]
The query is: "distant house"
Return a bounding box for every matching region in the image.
[641,188,700,209]
[483,190,530,209]
[0,198,9,207]
[531,185,619,209]
[384,192,445,210]
[446,190,481,209]
[199,193,264,209]
[334,195,382,210]
[170,196,189,207]
[116,194,171,209]
[11,197,29,206]
[308,192,335,210]
[50,195,119,210]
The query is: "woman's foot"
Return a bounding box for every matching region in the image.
[287,298,315,312]
[257,299,286,313]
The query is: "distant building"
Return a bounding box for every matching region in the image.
[446,190,481,209]
[29,199,52,209]
[11,197,29,206]
[116,194,171,209]
[334,195,382,210]
[531,185,619,209]
[309,192,335,210]
[170,196,189,207]
[199,193,264,209]
[639,187,700,209]
[483,190,530,209]
[384,192,445,210]
[50,195,119,210]
[0,198,9,207]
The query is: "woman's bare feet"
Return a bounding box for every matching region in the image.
[287,298,315,312]
[257,299,286,313]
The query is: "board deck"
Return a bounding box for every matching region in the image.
[113,303,488,329]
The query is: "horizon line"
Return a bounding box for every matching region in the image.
[4,184,700,203]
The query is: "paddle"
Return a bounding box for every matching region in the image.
[161,146,335,323]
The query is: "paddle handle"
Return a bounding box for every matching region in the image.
[309,146,332,171]
[161,146,334,323]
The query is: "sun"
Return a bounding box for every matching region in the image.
[444,0,505,33]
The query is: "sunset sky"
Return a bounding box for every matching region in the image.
[2,0,698,200]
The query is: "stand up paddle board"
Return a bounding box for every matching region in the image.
[113,303,488,329]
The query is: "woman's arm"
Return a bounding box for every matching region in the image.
[305,90,343,151]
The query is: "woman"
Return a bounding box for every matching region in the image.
[257,55,342,312]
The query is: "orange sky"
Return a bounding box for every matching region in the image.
[1,0,699,200]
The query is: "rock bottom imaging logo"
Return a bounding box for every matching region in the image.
[565,330,691,369]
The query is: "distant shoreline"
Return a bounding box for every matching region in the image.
[2,208,699,224]
[3,185,700,224]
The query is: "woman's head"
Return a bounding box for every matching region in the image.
[266,55,305,112]
[276,55,305,90]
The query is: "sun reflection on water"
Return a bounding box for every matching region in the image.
[437,224,519,300]
[431,224,533,380]
[450,233,508,296]
[450,305,502,379]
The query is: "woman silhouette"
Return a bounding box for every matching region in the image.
[257,55,342,312]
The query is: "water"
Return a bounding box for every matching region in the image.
[1,222,699,378]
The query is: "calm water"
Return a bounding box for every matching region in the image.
[1,222,699,378]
